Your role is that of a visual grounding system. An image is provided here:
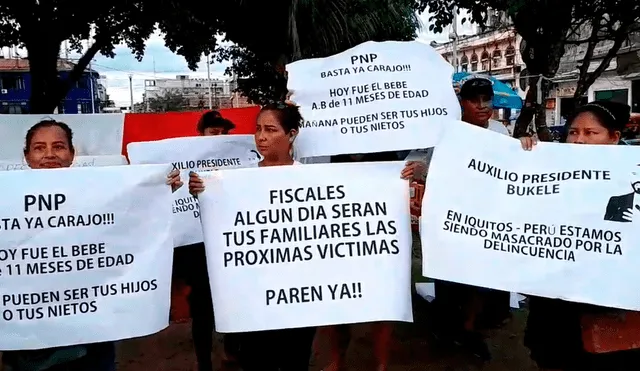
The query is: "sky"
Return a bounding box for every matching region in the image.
[2,10,477,107]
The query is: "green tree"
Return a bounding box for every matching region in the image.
[419,0,640,138]
[0,1,219,113]
[0,0,422,113]
[147,90,188,112]
[216,0,421,104]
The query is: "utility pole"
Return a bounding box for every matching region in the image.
[89,62,95,113]
[451,6,459,73]
[129,74,134,112]
[206,54,213,109]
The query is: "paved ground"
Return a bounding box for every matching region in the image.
[1,234,541,371]
[115,304,537,371]
[115,233,539,371]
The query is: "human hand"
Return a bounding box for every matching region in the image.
[166,169,183,193]
[519,136,537,151]
[622,206,640,222]
[188,171,205,196]
[401,161,427,180]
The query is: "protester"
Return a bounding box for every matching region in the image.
[401,76,511,361]
[188,102,317,371]
[458,77,510,135]
[0,120,179,371]
[197,110,235,136]
[521,100,639,371]
[322,151,398,371]
[174,110,239,371]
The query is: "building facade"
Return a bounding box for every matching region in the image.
[144,75,247,110]
[0,58,102,114]
[546,34,640,127]
[433,27,525,94]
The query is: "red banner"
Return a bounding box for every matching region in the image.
[121,107,261,157]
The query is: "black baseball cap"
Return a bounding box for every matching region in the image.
[459,77,494,100]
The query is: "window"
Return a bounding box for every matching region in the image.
[1,75,25,90]
[1,104,25,114]
[80,102,93,113]
[481,50,490,71]
[492,49,502,68]
[505,45,516,66]
[470,53,478,72]
[595,89,629,105]
[460,55,469,72]
[76,77,89,89]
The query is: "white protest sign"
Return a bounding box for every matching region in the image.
[127,135,260,247]
[199,162,413,332]
[421,121,640,310]
[0,165,174,349]
[286,40,460,158]
[0,114,125,159]
[0,155,128,171]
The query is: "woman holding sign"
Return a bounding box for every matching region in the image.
[520,101,640,371]
[189,102,317,371]
[1,119,182,371]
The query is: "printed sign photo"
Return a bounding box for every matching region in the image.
[286,40,461,158]
[0,165,174,349]
[127,135,259,247]
[421,121,640,310]
[0,155,128,172]
[0,114,125,159]
[198,162,413,332]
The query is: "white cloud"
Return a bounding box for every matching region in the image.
[88,31,229,107]
[2,16,473,108]
[99,16,476,107]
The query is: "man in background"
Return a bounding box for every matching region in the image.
[459,77,510,135]
[433,77,511,360]
[173,110,238,371]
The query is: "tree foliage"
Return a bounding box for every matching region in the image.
[419,0,640,139]
[216,0,421,104]
[0,1,220,113]
[0,0,423,112]
[146,90,188,112]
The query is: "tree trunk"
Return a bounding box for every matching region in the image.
[26,39,63,114]
[533,78,552,141]
[26,34,104,114]
[513,76,538,138]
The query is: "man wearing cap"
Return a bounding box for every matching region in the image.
[438,77,511,360]
[403,77,511,361]
[174,110,239,371]
[458,76,510,135]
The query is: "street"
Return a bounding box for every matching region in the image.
[115,306,537,371]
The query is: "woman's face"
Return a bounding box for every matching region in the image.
[25,126,74,169]
[566,112,620,145]
[255,111,292,158]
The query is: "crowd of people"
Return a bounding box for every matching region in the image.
[0,75,637,371]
